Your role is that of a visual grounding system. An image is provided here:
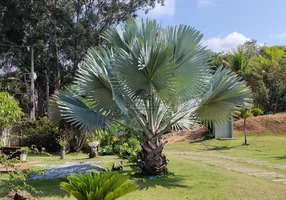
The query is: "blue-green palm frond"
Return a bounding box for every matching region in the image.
[75,47,121,117]
[49,89,111,130]
[104,19,210,106]
[195,66,252,124]
[166,25,210,102]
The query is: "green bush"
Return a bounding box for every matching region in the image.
[21,117,61,152]
[119,138,141,163]
[60,172,137,200]
[100,145,115,155]
[82,134,98,153]
[0,92,23,131]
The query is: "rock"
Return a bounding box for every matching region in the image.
[88,141,99,148]
[4,191,39,200]
[30,164,107,180]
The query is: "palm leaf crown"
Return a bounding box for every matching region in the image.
[50,19,252,138]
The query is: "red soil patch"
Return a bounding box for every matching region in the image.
[0,165,31,172]
[164,127,208,144]
[234,113,286,134]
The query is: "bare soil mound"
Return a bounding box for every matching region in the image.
[234,113,286,134]
[164,127,208,144]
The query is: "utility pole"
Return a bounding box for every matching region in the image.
[30,0,35,120]
[30,47,35,120]
[45,70,49,117]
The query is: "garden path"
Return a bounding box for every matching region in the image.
[170,151,286,185]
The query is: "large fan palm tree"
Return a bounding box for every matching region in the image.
[50,19,252,175]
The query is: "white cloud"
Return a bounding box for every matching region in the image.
[197,0,214,7]
[206,32,250,52]
[147,0,176,17]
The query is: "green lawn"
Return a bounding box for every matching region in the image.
[1,135,286,200]
[166,135,286,165]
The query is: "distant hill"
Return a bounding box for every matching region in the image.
[234,113,286,134]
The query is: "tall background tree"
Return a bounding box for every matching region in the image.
[208,40,286,114]
[0,0,165,117]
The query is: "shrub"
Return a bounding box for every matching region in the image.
[59,122,89,153]
[119,138,141,163]
[100,145,115,155]
[0,92,23,131]
[82,134,98,153]
[60,172,137,200]
[20,147,29,154]
[21,117,61,152]
[0,154,40,194]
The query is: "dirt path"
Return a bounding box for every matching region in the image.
[169,151,286,185]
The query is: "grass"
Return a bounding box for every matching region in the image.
[1,135,286,199]
[165,135,286,165]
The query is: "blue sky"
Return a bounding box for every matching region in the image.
[139,0,286,52]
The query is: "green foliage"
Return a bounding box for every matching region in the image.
[60,172,137,200]
[20,147,29,154]
[51,18,251,135]
[0,154,40,194]
[235,106,264,145]
[236,107,253,119]
[235,106,263,120]
[0,0,165,118]
[50,19,251,175]
[119,138,141,163]
[229,46,251,73]
[0,92,23,131]
[56,135,69,148]
[100,145,115,156]
[21,117,61,152]
[251,106,264,117]
[0,153,19,167]
[0,170,41,194]
[212,41,286,114]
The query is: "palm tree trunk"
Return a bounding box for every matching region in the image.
[137,136,168,175]
[243,118,247,145]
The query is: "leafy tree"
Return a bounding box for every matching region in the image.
[250,46,286,113]
[235,106,263,145]
[50,19,252,175]
[208,52,229,71]
[0,0,165,117]
[60,172,137,200]
[0,92,23,131]
[229,46,252,73]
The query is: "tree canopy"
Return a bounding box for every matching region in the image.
[0,0,164,117]
[0,92,23,131]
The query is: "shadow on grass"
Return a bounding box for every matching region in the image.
[121,165,190,190]
[135,175,190,190]
[189,136,213,144]
[0,164,189,199]
[206,146,237,151]
[0,177,69,198]
[272,155,286,160]
[31,178,68,198]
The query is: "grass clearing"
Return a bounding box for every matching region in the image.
[1,135,286,199]
[165,135,286,165]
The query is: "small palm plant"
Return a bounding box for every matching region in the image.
[235,106,263,145]
[60,172,137,200]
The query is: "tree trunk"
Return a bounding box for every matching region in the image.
[137,136,168,175]
[243,118,247,145]
[53,0,61,90]
[45,70,50,117]
[37,88,44,117]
